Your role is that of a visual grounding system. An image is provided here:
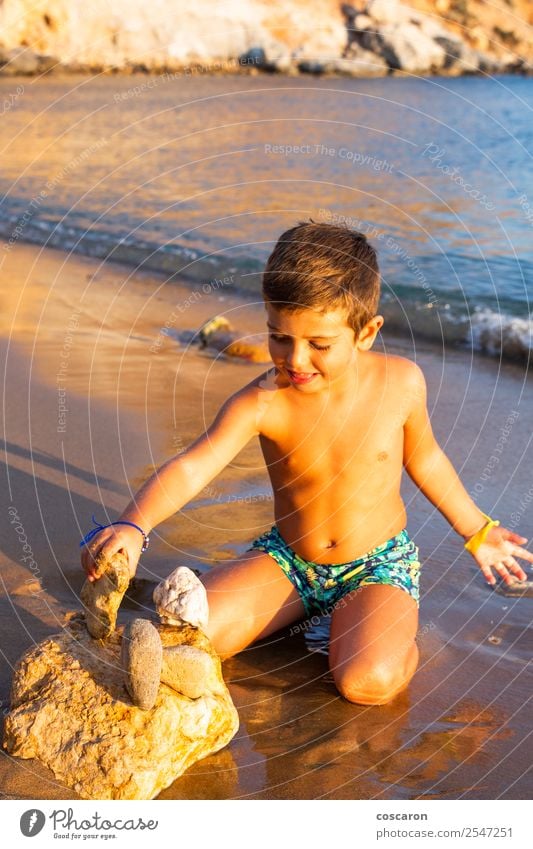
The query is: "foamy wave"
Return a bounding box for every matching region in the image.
[2,209,531,366]
[468,308,532,362]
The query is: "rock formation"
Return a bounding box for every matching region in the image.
[0,0,530,78]
[3,616,239,800]
[80,550,130,640]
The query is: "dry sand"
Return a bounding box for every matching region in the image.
[1,240,532,800]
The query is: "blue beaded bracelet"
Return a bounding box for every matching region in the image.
[80,515,150,553]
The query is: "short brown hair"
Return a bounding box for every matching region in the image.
[262,221,380,335]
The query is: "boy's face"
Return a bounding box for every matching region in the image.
[265,302,383,394]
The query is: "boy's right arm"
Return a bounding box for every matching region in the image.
[81,386,262,581]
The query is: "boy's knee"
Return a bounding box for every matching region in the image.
[332,662,412,706]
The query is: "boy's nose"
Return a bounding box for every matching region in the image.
[285,342,310,371]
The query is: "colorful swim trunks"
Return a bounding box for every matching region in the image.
[250,526,420,617]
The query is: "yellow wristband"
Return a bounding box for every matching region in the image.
[464,512,500,554]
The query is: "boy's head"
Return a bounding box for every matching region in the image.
[262,221,381,340]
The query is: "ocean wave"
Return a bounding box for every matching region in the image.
[1,211,530,366]
[381,297,532,365]
[0,212,263,288]
[468,308,532,363]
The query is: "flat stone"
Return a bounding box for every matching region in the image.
[153,566,209,630]
[161,644,224,699]
[121,619,162,710]
[80,551,130,639]
[3,617,239,800]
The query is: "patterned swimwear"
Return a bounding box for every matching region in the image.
[250,526,420,617]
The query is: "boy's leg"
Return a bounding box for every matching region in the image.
[201,549,306,659]
[329,585,419,705]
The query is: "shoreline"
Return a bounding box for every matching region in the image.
[1,239,533,800]
[1,64,531,82]
[1,224,530,368]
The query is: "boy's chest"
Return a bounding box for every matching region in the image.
[260,395,404,483]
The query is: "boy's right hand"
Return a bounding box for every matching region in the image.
[80,525,144,583]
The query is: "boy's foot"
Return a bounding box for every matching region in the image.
[160,645,223,699]
[121,618,163,710]
[80,551,130,639]
[153,566,209,630]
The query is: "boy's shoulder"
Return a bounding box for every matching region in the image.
[367,352,427,417]
[216,369,280,433]
[368,350,425,385]
[227,368,279,403]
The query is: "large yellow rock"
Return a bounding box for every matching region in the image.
[3,617,238,800]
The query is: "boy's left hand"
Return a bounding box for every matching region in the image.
[470,526,533,586]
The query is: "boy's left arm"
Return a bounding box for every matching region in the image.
[402,363,533,587]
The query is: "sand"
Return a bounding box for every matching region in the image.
[1,239,532,800]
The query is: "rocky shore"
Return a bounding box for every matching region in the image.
[0,0,531,79]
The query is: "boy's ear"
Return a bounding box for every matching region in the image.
[355,315,384,350]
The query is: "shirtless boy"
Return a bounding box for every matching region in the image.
[81,222,532,705]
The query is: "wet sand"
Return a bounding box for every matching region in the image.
[1,240,532,800]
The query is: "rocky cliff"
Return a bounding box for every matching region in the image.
[0,0,531,77]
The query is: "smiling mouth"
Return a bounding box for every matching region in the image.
[287,370,318,383]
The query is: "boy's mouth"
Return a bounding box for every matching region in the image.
[286,370,319,385]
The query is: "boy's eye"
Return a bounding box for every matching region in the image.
[269,333,331,352]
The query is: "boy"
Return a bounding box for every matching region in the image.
[81,222,532,705]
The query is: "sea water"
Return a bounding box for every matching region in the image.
[1,72,532,362]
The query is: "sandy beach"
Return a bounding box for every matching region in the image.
[1,239,532,800]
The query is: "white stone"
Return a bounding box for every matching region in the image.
[153,566,209,630]
[353,14,374,30]
[380,22,447,72]
[419,16,452,40]
[366,0,402,24]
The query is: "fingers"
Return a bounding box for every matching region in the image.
[80,530,114,581]
[81,545,104,582]
[484,558,528,587]
[502,557,528,583]
[80,530,142,582]
[501,530,528,545]
[478,562,497,586]
[511,545,533,565]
